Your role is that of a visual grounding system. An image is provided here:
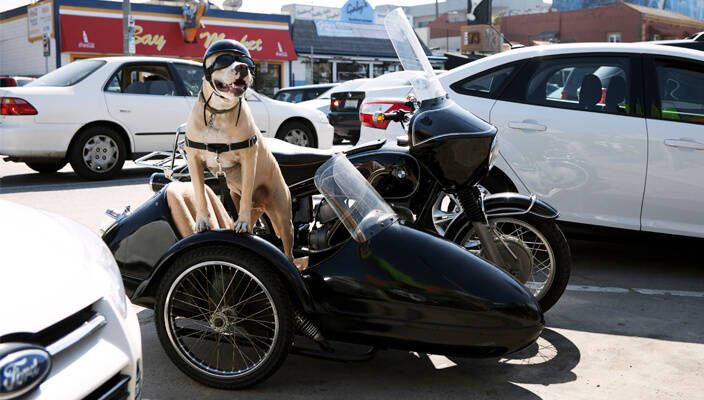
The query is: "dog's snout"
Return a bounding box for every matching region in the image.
[234,64,249,77]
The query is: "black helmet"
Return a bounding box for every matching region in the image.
[203,39,255,83]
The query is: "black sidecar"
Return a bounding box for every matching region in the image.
[102,154,543,389]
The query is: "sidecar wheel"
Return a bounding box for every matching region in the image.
[154,246,293,389]
[446,214,571,312]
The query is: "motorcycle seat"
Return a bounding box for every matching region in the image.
[266,138,387,185]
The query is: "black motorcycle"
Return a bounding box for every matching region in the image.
[139,57,570,313]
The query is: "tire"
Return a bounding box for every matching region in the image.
[276,121,317,148]
[25,160,66,174]
[445,213,571,312]
[154,246,293,389]
[68,126,126,180]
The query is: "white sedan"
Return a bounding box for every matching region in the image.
[0,56,333,180]
[361,43,704,239]
[0,199,142,399]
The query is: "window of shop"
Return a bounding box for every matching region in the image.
[253,61,282,97]
[337,62,369,82]
[312,60,333,84]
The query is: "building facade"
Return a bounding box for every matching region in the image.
[553,0,704,21]
[499,2,704,45]
[0,0,296,95]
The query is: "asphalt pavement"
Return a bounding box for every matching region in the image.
[1,160,703,400]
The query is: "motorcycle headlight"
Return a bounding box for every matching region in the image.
[488,136,499,169]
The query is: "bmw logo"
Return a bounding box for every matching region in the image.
[0,344,51,400]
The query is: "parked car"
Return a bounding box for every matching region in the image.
[273,83,338,103]
[0,56,333,179]
[360,43,704,239]
[0,199,142,399]
[0,75,35,87]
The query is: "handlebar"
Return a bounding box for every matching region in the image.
[380,109,408,123]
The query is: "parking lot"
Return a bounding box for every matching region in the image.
[1,160,703,400]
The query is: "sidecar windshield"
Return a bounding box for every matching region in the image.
[314,155,397,243]
[385,8,446,101]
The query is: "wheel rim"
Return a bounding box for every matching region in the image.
[459,217,556,299]
[82,135,119,173]
[283,128,310,147]
[164,261,279,378]
[431,191,462,236]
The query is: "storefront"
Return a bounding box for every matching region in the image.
[286,1,442,86]
[0,0,297,96]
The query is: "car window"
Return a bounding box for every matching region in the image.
[27,60,105,87]
[173,63,203,97]
[451,65,515,98]
[653,61,704,125]
[274,90,304,103]
[524,56,631,115]
[104,64,176,96]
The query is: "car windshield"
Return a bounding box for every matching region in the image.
[314,154,396,243]
[274,90,304,103]
[27,60,106,87]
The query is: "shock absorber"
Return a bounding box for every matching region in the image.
[456,187,505,265]
[295,310,332,352]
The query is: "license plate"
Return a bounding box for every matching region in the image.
[344,99,359,109]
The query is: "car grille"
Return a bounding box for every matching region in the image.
[83,374,130,400]
[0,303,106,355]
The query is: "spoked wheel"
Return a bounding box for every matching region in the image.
[431,191,462,236]
[155,246,293,389]
[446,215,571,312]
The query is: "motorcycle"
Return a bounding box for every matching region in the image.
[136,18,570,313]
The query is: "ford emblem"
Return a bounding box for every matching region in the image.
[0,344,52,400]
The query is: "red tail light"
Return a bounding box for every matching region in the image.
[1,97,38,115]
[360,99,411,129]
[330,98,341,111]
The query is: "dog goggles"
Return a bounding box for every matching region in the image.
[210,52,255,73]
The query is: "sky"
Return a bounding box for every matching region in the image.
[0,0,467,14]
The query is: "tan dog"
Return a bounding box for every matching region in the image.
[184,48,294,260]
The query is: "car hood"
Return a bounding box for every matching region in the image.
[263,96,327,119]
[298,98,329,113]
[0,200,110,335]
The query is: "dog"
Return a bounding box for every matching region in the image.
[184,41,294,261]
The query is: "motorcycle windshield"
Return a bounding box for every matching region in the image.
[384,8,446,101]
[314,154,397,243]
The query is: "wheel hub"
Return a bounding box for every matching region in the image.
[209,310,236,334]
[493,235,533,283]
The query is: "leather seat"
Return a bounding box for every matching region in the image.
[265,138,387,186]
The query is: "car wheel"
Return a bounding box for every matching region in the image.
[25,160,67,174]
[155,246,294,389]
[68,126,126,180]
[276,122,316,148]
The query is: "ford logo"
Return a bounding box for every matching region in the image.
[0,344,51,400]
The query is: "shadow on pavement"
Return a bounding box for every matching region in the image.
[548,238,704,344]
[138,307,578,400]
[0,168,154,194]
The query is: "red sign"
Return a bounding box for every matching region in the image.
[60,14,296,60]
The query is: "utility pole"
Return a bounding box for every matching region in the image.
[123,0,133,55]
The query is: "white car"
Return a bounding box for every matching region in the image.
[0,200,142,399]
[0,56,333,180]
[360,43,704,239]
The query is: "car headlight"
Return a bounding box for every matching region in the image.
[488,136,499,169]
[95,242,128,319]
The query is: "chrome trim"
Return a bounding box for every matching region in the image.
[484,194,538,218]
[46,314,107,357]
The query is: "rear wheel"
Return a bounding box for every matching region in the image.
[154,246,293,389]
[446,214,571,312]
[68,126,126,180]
[276,121,316,148]
[25,160,66,174]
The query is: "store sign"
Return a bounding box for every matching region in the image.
[460,25,501,53]
[314,20,387,40]
[59,14,296,60]
[340,0,374,24]
[27,1,53,42]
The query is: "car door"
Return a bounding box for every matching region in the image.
[103,62,191,153]
[244,90,270,135]
[489,54,648,230]
[640,56,704,237]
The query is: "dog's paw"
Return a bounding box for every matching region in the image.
[195,215,211,233]
[233,218,252,233]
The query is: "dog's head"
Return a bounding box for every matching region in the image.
[203,50,254,100]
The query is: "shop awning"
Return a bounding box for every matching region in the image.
[60,13,296,61]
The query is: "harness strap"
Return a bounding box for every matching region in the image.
[185,135,257,154]
[200,90,243,127]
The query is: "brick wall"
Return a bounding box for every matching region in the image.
[0,15,58,76]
